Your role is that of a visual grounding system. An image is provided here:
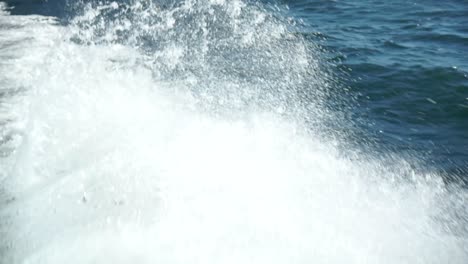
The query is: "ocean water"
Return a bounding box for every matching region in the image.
[286,0,468,180]
[0,0,467,263]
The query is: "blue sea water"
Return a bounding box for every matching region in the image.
[1,0,467,263]
[285,0,468,182]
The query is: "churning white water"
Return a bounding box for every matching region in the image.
[0,1,467,263]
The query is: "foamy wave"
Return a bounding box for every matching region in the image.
[0,1,467,263]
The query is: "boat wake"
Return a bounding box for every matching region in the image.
[0,1,467,263]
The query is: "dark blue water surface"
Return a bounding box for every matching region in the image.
[284,0,468,181]
[5,0,468,183]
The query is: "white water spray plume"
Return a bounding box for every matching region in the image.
[0,0,467,263]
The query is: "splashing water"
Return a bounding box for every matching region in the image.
[0,0,467,263]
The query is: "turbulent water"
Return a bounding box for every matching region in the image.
[0,0,467,263]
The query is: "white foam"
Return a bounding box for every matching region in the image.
[0,2,8,15]
[0,1,467,263]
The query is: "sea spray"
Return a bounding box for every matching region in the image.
[0,1,467,263]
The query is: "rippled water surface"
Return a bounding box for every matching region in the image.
[286,0,468,177]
